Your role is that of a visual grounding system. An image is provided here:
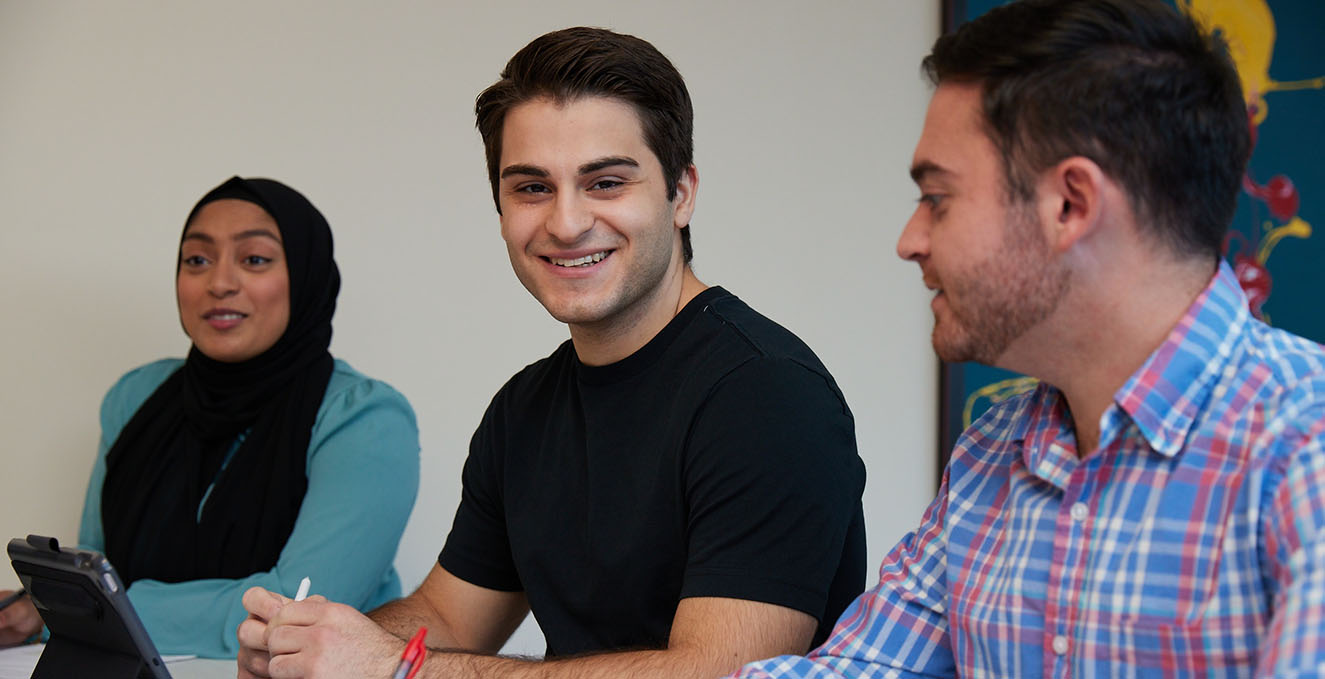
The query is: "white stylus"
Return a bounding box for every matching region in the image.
[294,576,311,601]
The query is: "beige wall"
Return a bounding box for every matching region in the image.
[0,0,940,654]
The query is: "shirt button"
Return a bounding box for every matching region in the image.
[1070,502,1088,522]
[1053,635,1069,655]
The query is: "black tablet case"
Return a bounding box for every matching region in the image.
[8,535,172,679]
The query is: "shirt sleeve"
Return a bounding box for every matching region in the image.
[1255,408,1325,678]
[437,391,523,592]
[730,465,957,679]
[99,372,421,658]
[680,357,864,622]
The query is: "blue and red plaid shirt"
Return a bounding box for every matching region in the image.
[732,262,1325,678]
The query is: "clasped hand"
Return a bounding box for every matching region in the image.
[0,590,41,646]
[237,586,404,679]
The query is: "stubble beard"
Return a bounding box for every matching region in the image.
[933,206,1070,365]
[527,220,680,336]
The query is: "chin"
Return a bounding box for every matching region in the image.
[195,342,256,363]
[931,329,977,365]
[543,303,609,326]
[535,290,615,325]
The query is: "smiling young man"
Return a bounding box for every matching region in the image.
[729,1,1325,677]
[236,27,866,679]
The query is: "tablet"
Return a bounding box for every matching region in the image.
[7,535,172,679]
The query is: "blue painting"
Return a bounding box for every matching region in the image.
[939,0,1325,464]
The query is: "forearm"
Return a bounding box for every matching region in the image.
[417,597,811,679]
[369,596,462,647]
[418,645,726,679]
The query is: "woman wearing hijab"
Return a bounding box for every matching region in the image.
[0,177,420,657]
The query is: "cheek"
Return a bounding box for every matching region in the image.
[175,277,203,338]
[499,210,539,245]
[594,202,658,243]
[176,276,199,309]
[255,274,292,332]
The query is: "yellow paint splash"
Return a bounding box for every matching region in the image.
[1257,216,1313,264]
[1179,0,1324,124]
[963,377,1039,429]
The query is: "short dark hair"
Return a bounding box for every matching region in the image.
[923,0,1249,261]
[476,27,695,264]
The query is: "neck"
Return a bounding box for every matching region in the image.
[999,252,1216,457]
[569,267,707,366]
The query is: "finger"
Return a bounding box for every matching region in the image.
[242,587,290,621]
[0,600,41,644]
[265,616,321,656]
[237,617,270,651]
[236,647,273,679]
[268,599,339,628]
[266,651,304,679]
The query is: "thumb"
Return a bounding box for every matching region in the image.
[242,586,290,621]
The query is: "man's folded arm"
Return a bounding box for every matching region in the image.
[370,563,529,654]
[415,595,816,679]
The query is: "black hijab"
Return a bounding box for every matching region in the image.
[101,176,340,586]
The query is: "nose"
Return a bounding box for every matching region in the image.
[546,192,594,244]
[206,258,239,298]
[896,207,930,263]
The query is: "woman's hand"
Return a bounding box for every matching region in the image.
[0,591,41,646]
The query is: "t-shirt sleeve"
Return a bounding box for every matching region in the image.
[438,393,524,592]
[680,356,866,622]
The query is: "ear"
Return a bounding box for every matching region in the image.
[1035,156,1106,253]
[672,164,698,229]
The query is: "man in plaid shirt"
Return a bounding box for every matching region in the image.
[731,0,1325,677]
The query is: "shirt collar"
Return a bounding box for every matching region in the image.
[1016,384,1078,488]
[1108,260,1249,457]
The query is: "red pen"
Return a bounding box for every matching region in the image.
[393,627,427,679]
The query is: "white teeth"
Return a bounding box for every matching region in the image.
[210,313,244,320]
[549,251,608,267]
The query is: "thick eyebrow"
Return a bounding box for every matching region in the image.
[499,156,641,181]
[578,156,639,175]
[500,163,548,180]
[181,229,282,244]
[910,160,952,184]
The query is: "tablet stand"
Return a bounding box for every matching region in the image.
[33,634,159,679]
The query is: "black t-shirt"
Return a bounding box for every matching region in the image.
[439,287,866,656]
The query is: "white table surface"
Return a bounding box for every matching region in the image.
[165,656,238,679]
[0,644,235,678]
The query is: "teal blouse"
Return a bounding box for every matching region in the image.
[79,358,420,658]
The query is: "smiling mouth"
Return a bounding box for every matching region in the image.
[205,312,247,320]
[546,251,611,268]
